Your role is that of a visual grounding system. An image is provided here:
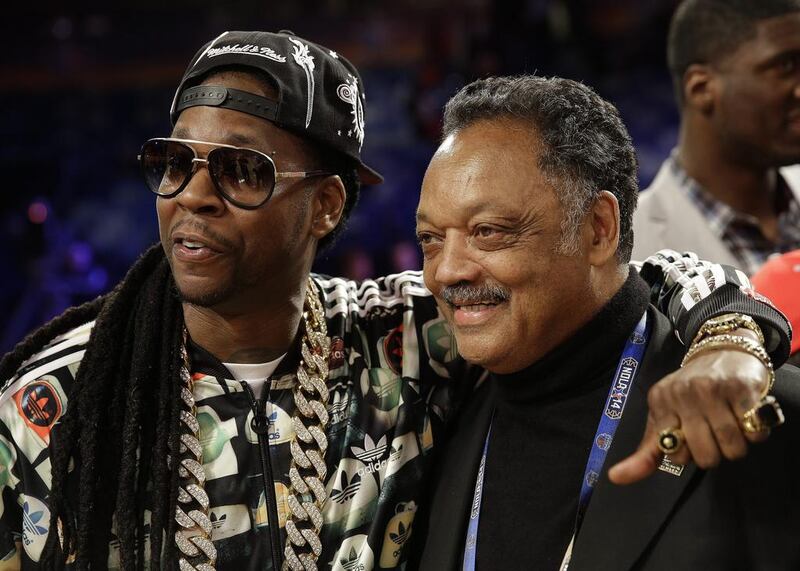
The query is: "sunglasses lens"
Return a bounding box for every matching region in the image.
[208,148,275,207]
[140,140,193,196]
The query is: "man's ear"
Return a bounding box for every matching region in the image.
[683,63,716,114]
[310,175,346,240]
[586,190,620,266]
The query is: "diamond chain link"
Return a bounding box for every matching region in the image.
[283,278,331,571]
[174,338,217,571]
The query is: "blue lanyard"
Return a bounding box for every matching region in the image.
[462,421,492,571]
[462,310,651,571]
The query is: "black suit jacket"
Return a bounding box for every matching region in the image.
[412,307,800,570]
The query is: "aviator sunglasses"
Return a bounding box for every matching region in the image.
[138,137,332,209]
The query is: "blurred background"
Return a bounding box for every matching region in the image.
[1,0,683,353]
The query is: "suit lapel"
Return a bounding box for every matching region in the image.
[568,309,699,571]
[641,165,740,267]
[416,380,496,570]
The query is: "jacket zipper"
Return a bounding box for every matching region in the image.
[241,381,283,570]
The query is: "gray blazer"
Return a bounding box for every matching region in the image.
[631,160,800,270]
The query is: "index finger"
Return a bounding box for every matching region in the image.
[608,415,663,485]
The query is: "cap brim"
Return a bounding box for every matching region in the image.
[357,163,384,186]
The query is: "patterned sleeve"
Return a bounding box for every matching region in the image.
[0,400,22,565]
[0,321,90,567]
[634,249,792,366]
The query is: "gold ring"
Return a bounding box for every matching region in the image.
[742,395,785,433]
[657,427,685,455]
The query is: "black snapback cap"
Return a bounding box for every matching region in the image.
[170,30,383,185]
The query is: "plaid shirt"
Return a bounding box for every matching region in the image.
[668,154,800,276]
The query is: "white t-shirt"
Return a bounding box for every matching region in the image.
[223,354,286,398]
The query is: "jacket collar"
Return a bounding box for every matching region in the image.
[567,308,698,570]
[413,380,496,570]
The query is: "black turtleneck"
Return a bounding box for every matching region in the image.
[476,272,650,571]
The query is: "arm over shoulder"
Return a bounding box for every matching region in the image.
[634,250,792,365]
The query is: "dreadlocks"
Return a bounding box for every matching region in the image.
[0,244,185,569]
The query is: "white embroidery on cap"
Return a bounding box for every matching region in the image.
[170,31,230,119]
[288,38,316,128]
[336,75,365,149]
[329,50,339,59]
[205,43,287,63]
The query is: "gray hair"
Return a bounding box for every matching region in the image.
[441,75,638,262]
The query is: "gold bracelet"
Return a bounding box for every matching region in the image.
[692,313,765,346]
[682,333,775,396]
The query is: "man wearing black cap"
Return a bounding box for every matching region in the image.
[0,31,791,571]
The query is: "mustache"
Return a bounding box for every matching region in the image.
[169,218,236,250]
[440,282,511,306]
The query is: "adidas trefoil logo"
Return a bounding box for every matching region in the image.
[329,391,350,424]
[22,501,47,537]
[210,512,227,530]
[389,444,403,462]
[339,546,366,571]
[267,410,281,442]
[351,434,387,463]
[389,520,411,546]
[330,471,362,504]
[353,434,391,477]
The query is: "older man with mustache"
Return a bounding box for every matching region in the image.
[413,75,800,571]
